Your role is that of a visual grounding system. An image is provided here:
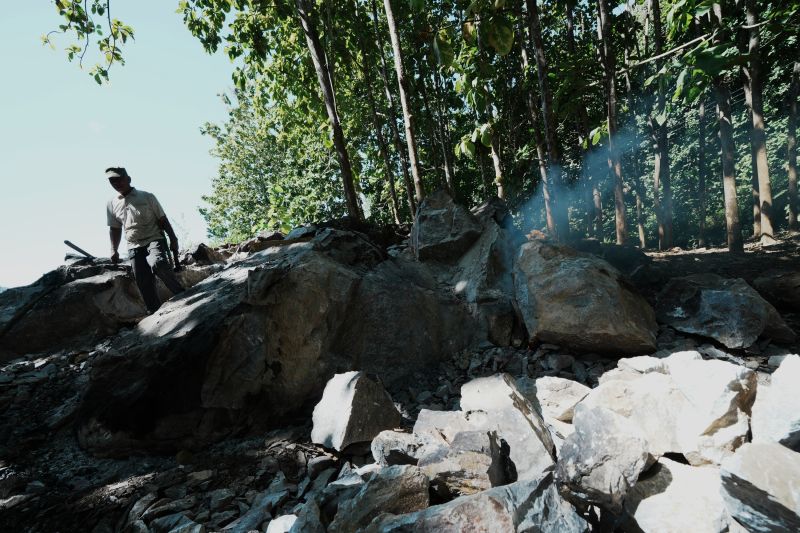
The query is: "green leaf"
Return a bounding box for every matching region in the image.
[464,139,476,158]
[591,127,602,146]
[409,0,425,12]
[433,30,454,67]
[479,123,492,147]
[486,17,514,56]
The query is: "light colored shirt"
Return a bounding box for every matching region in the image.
[107,188,166,249]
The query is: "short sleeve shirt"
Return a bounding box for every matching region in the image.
[106,188,166,249]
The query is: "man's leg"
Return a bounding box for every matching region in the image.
[130,246,161,313]
[147,239,185,295]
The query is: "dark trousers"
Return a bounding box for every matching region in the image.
[130,239,184,313]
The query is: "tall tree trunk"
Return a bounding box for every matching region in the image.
[740,28,761,237]
[745,0,775,243]
[432,69,456,195]
[566,1,601,240]
[360,46,401,224]
[598,0,627,244]
[372,0,416,216]
[698,99,708,247]
[520,28,555,233]
[649,0,672,249]
[296,0,361,219]
[525,0,568,241]
[382,0,425,203]
[715,81,744,253]
[789,61,799,231]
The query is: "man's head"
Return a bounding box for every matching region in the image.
[106,167,132,194]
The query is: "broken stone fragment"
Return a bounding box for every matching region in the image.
[533,376,590,422]
[720,442,800,532]
[311,371,401,452]
[751,354,800,451]
[556,404,653,513]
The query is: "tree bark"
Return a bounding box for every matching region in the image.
[789,61,799,231]
[598,0,628,244]
[649,0,672,249]
[745,0,775,243]
[698,99,708,247]
[525,0,568,241]
[372,0,416,216]
[431,68,456,195]
[715,81,744,253]
[382,0,425,204]
[295,0,361,220]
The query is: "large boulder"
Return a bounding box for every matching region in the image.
[364,471,587,533]
[751,354,800,451]
[655,274,796,349]
[623,458,742,533]
[752,270,800,311]
[0,262,147,360]
[720,442,800,532]
[556,404,653,513]
[311,372,401,451]
[410,190,482,262]
[75,230,476,456]
[513,240,657,354]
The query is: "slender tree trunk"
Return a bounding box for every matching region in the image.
[789,61,799,231]
[372,0,415,216]
[744,79,761,237]
[715,81,744,253]
[566,1,600,240]
[360,47,401,224]
[649,0,672,249]
[698,99,708,247]
[525,0,568,241]
[598,0,627,244]
[520,29,555,233]
[432,69,455,195]
[296,0,361,219]
[745,0,775,243]
[382,0,425,203]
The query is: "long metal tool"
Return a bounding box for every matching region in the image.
[64,240,96,260]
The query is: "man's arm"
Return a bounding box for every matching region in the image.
[158,216,181,267]
[109,227,122,264]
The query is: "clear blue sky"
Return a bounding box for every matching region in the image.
[0,2,235,288]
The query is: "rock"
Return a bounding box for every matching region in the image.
[364,471,587,533]
[669,358,756,465]
[579,372,687,456]
[751,354,800,451]
[410,190,482,262]
[223,489,289,532]
[207,488,235,511]
[513,240,657,354]
[655,274,796,349]
[623,458,740,533]
[418,430,514,499]
[720,442,800,532]
[266,515,297,533]
[371,431,424,466]
[76,230,475,455]
[459,374,555,480]
[556,404,652,513]
[327,465,430,532]
[534,376,590,422]
[188,243,226,265]
[753,270,800,311]
[311,372,401,451]
[617,355,669,375]
[149,513,204,533]
[0,264,146,360]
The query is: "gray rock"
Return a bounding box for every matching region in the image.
[418,430,513,499]
[720,442,800,532]
[311,372,401,451]
[459,374,555,480]
[655,274,796,349]
[751,354,800,451]
[266,515,297,533]
[410,190,482,261]
[534,376,590,422]
[514,240,657,354]
[623,458,741,533]
[223,489,289,532]
[149,513,204,533]
[753,270,800,311]
[556,404,653,513]
[364,471,587,533]
[327,465,430,532]
[207,488,235,511]
[371,430,424,466]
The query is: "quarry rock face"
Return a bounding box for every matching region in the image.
[513,239,658,354]
[410,190,482,262]
[656,273,796,349]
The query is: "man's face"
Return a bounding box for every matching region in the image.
[108,175,131,194]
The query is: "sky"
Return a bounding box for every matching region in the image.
[0,2,236,288]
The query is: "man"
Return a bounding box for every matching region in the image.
[106,167,184,314]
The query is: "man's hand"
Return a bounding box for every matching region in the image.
[111,251,120,264]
